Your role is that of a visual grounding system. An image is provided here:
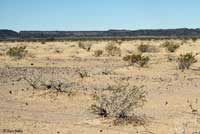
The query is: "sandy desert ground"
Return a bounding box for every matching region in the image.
[1,39,200,134]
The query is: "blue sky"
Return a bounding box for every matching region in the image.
[0,0,200,31]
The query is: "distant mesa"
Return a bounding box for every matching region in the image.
[1,28,200,40]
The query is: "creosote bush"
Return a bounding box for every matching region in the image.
[105,43,121,56]
[78,42,92,51]
[138,44,157,53]
[6,46,28,59]
[162,41,180,52]
[91,85,146,125]
[123,54,149,67]
[41,41,46,44]
[94,50,103,57]
[191,37,198,42]
[177,53,197,70]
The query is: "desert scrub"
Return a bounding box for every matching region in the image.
[191,37,198,42]
[91,85,146,125]
[123,54,149,67]
[78,41,92,51]
[94,50,103,57]
[162,41,180,52]
[105,43,121,56]
[6,46,28,59]
[177,53,197,70]
[138,44,157,53]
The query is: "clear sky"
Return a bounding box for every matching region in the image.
[0,0,200,31]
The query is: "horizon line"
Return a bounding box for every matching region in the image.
[1,27,200,32]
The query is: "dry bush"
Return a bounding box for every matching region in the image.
[191,37,198,42]
[23,73,43,89]
[91,85,146,125]
[79,71,89,79]
[116,40,123,45]
[138,44,157,53]
[43,80,70,92]
[123,54,149,67]
[94,50,103,57]
[54,49,63,53]
[6,46,28,59]
[41,41,46,44]
[162,41,180,52]
[23,74,71,93]
[78,41,92,51]
[105,43,121,56]
[177,53,197,70]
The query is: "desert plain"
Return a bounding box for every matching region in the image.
[1,39,200,134]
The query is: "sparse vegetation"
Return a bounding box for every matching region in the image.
[91,85,146,125]
[6,46,28,59]
[78,41,92,51]
[94,50,103,57]
[162,41,180,52]
[123,54,150,67]
[105,43,121,56]
[177,53,197,70]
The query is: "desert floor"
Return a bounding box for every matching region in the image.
[1,39,200,134]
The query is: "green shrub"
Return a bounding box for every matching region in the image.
[6,46,28,59]
[123,54,149,67]
[105,43,121,56]
[162,41,180,52]
[177,53,197,70]
[94,50,103,57]
[91,85,146,125]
